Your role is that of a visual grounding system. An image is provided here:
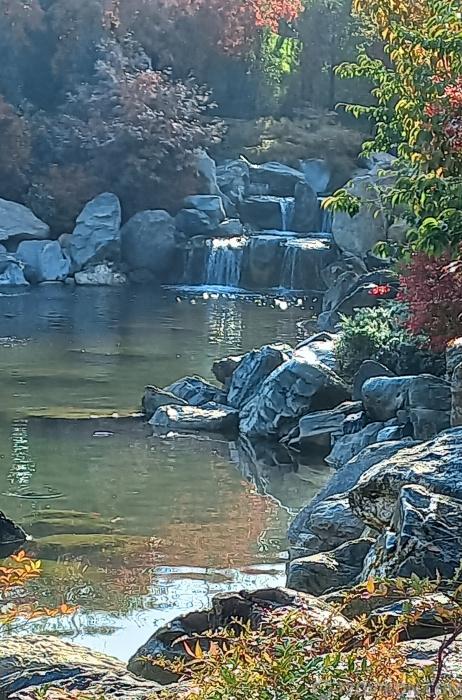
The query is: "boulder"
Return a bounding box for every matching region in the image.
[325,422,386,469]
[362,376,414,422]
[288,439,416,544]
[239,347,350,439]
[299,158,331,194]
[321,254,368,290]
[0,512,27,558]
[446,337,462,380]
[177,195,226,236]
[294,332,337,370]
[287,538,374,596]
[15,240,70,283]
[74,264,127,286]
[0,635,162,699]
[352,360,395,401]
[150,404,238,434]
[249,161,305,196]
[142,385,187,420]
[370,593,460,640]
[316,310,341,333]
[69,193,121,271]
[0,261,28,286]
[349,427,462,530]
[279,237,334,291]
[216,219,245,238]
[216,160,250,204]
[194,149,219,194]
[128,587,350,684]
[335,283,381,315]
[121,210,180,280]
[227,343,291,410]
[288,494,364,559]
[0,199,50,243]
[361,484,462,581]
[212,354,243,387]
[239,196,291,230]
[286,401,362,451]
[292,181,320,233]
[321,270,359,314]
[165,376,227,406]
[451,361,462,427]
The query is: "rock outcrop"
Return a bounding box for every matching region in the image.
[150,404,238,434]
[69,193,121,271]
[121,210,181,282]
[16,240,70,283]
[0,199,50,243]
[227,343,291,409]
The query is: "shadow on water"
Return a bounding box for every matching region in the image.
[0,286,330,660]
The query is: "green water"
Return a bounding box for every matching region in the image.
[0,286,329,660]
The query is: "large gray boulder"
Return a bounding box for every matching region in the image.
[292,181,320,233]
[216,160,250,204]
[74,264,126,286]
[286,401,362,451]
[175,195,226,236]
[15,240,70,283]
[352,360,395,401]
[150,404,238,434]
[249,161,305,197]
[239,346,350,439]
[69,193,121,271]
[361,484,462,581]
[0,251,28,285]
[299,158,331,194]
[325,422,386,469]
[239,196,292,230]
[287,538,374,596]
[165,376,227,407]
[349,427,462,530]
[142,385,187,420]
[0,635,162,699]
[227,344,291,410]
[121,210,180,280]
[0,199,50,243]
[212,354,244,387]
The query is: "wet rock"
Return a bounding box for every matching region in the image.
[74,264,127,286]
[0,512,27,558]
[325,422,386,469]
[299,158,331,194]
[288,494,364,559]
[0,261,28,286]
[217,219,245,238]
[212,354,243,387]
[0,635,162,699]
[165,376,227,407]
[239,346,350,439]
[287,538,374,596]
[216,160,250,204]
[292,181,320,233]
[176,195,226,236]
[349,427,462,530]
[241,235,284,288]
[249,161,305,196]
[142,385,187,420]
[121,210,181,281]
[15,240,70,283]
[69,193,121,271]
[0,198,50,243]
[150,404,238,434]
[128,587,350,684]
[288,439,416,544]
[239,196,290,230]
[361,484,462,581]
[352,360,395,401]
[286,401,362,451]
[227,343,291,410]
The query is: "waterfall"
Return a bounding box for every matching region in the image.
[205,237,246,288]
[279,198,295,232]
[318,197,333,233]
[280,238,330,290]
[280,240,299,289]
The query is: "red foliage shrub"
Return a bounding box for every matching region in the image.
[398,252,462,350]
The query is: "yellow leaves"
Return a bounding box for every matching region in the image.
[366,578,376,594]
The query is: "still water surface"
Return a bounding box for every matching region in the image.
[0,286,328,660]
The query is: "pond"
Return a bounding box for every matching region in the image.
[0,285,329,660]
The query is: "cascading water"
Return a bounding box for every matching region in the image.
[280,241,298,290]
[205,237,246,288]
[279,198,295,232]
[280,237,331,290]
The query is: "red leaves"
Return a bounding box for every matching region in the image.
[398,252,462,350]
[368,284,392,297]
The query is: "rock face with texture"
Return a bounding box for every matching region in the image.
[142,385,187,420]
[0,512,27,558]
[361,485,462,581]
[74,264,127,286]
[150,404,238,434]
[292,181,320,232]
[212,354,243,387]
[299,158,331,194]
[0,199,50,243]
[165,376,227,406]
[216,160,250,204]
[227,344,291,409]
[349,427,462,530]
[249,161,305,196]
[128,588,350,684]
[239,347,350,439]
[325,422,386,469]
[69,193,121,271]
[352,360,395,401]
[121,210,180,281]
[286,401,362,451]
[0,260,28,286]
[287,537,374,596]
[451,361,462,427]
[176,195,226,236]
[0,635,162,699]
[239,196,291,230]
[16,240,70,283]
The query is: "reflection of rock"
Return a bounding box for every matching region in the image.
[129,588,350,684]
[0,511,27,558]
[23,509,115,538]
[30,533,147,563]
[1,635,162,699]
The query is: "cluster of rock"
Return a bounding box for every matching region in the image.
[0,151,404,292]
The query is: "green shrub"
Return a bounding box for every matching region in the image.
[335,303,446,378]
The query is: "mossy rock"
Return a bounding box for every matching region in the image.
[30,533,146,562]
[23,509,117,538]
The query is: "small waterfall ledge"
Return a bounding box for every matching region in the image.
[205,237,246,288]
